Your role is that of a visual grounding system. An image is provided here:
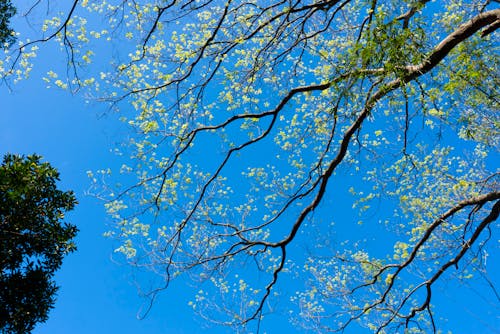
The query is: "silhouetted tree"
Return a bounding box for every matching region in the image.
[0,154,77,333]
[0,0,15,47]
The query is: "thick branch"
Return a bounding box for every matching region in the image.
[406,9,500,78]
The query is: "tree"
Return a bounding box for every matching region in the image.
[0,154,77,333]
[0,0,15,47]
[1,0,499,333]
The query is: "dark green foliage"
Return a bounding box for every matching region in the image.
[0,154,77,333]
[0,0,16,47]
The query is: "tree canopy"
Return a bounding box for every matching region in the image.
[0,154,77,333]
[1,0,499,333]
[0,0,15,47]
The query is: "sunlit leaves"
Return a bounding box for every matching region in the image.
[90,0,498,331]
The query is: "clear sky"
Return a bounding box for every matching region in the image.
[1,2,499,334]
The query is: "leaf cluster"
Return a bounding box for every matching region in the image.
[0,154,77,334]
[0,0,16,48]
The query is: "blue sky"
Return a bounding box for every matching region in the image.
[1,2,499,334]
